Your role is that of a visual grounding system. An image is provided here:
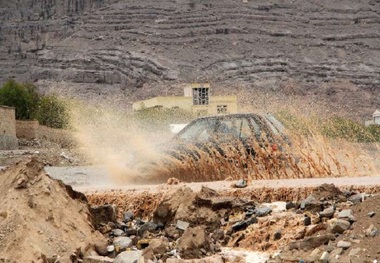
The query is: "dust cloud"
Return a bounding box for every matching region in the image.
[67,87,380,184]
[69,99,171,184]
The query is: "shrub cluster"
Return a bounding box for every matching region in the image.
[275,111,380,143]
[0,80,68,129]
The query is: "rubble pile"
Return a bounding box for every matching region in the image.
[88,183,380,263]
[1,159,380,263]
[268,184,380,262]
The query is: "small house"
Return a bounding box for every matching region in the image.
[133,83,238,115]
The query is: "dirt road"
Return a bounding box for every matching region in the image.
[42,166,380,193]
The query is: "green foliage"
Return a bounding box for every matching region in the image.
[0,80,40,120]
[275,110,380,143]
[36,95,69,129]
[321,117,380,143]
[0,80,69,129]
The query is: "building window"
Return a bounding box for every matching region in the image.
[217,105,227,114]
[193,88,209,105]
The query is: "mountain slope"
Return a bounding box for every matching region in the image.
[0,0,379,117]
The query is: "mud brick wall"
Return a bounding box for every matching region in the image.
[16,120,73,147]
[37,125,73,147]
[0,106,18,149]
[16,120,39,140]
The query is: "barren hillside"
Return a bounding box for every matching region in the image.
[0,0,379,117]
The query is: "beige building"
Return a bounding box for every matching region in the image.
[0,106,18,149]
[365,110,380,126]
[133,83,238,115]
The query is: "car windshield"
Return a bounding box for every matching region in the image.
[177,118,218,142]
[177,116,259,142]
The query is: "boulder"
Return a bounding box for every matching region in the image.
[113,236,133,251]
[177,226,211,259]
[337,209,355,221]
[329,219,350,234]
[94,240,109,256]
[138,222,158,237]
[90,205,117,226]
[254,206,272,217]
[319,206,334,218]
[337,240,351,249]
[114,251,143,263]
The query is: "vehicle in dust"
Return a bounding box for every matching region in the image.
[163,113,290,161]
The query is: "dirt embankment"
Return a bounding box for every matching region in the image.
[0,158,105,263]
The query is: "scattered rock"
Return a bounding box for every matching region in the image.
[90,205,118,227]
[337,209,355,221]
[177,226,211,259]
[138,222,158,237]
[123,211,134,222]
[329,219,351,234]
[254,206,272,217]
[304,215,312,226]
[233,179,247,188]
[113,236,133,251]
[348,193,364,204]
[337,240,351,249]
[176,220,190,231]
[368,211,376,217]
[320,251,329,263]
[114,250,143,263]
[112,229,125,236]
[319,206,335,218]
[365,224,379,237]
[286,202,296,210]
[94,240,109,256]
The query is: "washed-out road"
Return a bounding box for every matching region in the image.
[42,166,380,193]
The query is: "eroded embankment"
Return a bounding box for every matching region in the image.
[86,184,380,219]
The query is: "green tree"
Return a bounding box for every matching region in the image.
[36,95,69,129]
[0,80,40,120]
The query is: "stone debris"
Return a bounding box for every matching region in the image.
[2,159,380,262]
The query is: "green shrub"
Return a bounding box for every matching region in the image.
[0,80,40,120]
[275,110,380,143]
[320,117,380,142]
[36,95,69,129]
[0,80,69,129]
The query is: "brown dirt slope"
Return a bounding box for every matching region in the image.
[0,158,104,263]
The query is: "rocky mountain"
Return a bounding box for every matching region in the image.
[0,0,379,117]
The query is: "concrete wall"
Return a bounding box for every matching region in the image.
[0,106,18,149]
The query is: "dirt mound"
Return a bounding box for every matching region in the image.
[0,158,105,263]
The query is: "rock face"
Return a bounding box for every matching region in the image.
[0,0,379,116]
